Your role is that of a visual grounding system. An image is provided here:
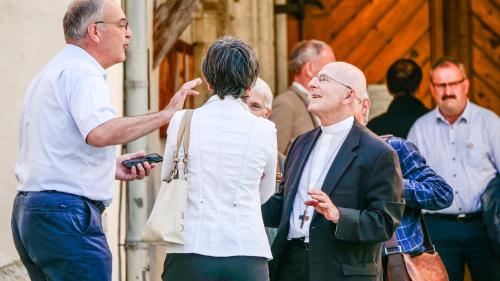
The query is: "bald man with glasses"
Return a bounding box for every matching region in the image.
[262,62,404,281]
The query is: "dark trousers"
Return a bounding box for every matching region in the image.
[425,214,500,281]
[11,191,111,281]
[162,253,269,281]
[275,239,309,281]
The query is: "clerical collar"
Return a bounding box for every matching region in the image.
[321,116,354,134]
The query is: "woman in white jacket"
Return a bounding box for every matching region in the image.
[161,36,277,281]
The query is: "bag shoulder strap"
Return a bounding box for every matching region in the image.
[168,110,194,181]
[182,110,194,165]
[420,214,436,253]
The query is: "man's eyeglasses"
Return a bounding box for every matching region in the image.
[432,78,465,91]
[315,74,352,90]
[95,19,128,30]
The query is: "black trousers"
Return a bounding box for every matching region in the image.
[275,239,309,281]
[162,253,269,281]
[425,214,500,281]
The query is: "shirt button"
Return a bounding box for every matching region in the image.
[452,142,455,145]
[453,174,457,177]
[233,203,237,207]
[452,157,456,161]
[459,207,462,211]
[455,191,459,194]
[200,200,204,204]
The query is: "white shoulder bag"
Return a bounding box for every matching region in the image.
[141,110,194,244]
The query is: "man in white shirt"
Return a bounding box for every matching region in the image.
[11,1,200,280]
[408,57,500,281]
[263,62,404,281]
[270,40,335,154]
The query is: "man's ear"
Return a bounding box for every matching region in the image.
[265,108,272,119]
[87,23,101,43]
[303,61,314,78]
[343,89,356,104]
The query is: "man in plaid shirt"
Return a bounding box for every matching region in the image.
[354,91,454,254]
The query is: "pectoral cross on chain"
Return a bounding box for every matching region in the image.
[299,209,310,229]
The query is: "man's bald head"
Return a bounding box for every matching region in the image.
[321,62,367,99]
[308,62,367,126]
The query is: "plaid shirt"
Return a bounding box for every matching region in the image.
[386,136,453,254]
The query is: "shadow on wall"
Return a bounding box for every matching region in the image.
[0,261,29,281]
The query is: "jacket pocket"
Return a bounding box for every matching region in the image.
[342,263,378,276]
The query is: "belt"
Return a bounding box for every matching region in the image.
[17,190,105,214]
[288,237,310,251]
[426,212,482,222]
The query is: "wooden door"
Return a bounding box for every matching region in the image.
[159,40,195,137]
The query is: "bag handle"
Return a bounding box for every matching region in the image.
[168,110,194,181]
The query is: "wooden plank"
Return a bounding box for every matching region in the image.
[406,33,431,66]
[492,0,500,10]
[324,0,370,40]
[472,45,500,90]
[459,0,472,73]
[416,60,435,109]
[472,16,500,63]
[301,0,340,42]
[429,0,445,61]
[472,0,500,36]
[330,0,397,60]
[347,0,426,69]
[363,3,430,83]
[472,76,500,115]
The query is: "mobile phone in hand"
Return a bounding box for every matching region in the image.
[122,153,163,168]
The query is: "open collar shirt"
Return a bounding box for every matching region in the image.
[408,101,500,214]
[15,44,117,203]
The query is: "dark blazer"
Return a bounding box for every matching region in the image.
[263,120,405,281]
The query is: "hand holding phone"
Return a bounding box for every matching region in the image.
[122,153,163,168]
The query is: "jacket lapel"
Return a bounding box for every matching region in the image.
[284,127,322,215]
[320,121,362,196]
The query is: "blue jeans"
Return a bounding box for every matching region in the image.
[11,191,111,281]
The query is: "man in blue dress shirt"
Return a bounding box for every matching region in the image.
[408,57,500,281]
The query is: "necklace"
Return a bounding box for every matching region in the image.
[299,132,344,229]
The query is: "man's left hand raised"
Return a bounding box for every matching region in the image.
[306,188,340,223]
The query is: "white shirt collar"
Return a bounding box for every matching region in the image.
[321,116,354,135]
[206,94,250,112]
[292,81,310,96]
[64,44,107,78]
[435,99,470,124]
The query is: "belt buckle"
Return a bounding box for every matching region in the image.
[457,213,466,222]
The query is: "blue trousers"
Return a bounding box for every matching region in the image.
[11,191,111,281]
[425,214,500,281]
